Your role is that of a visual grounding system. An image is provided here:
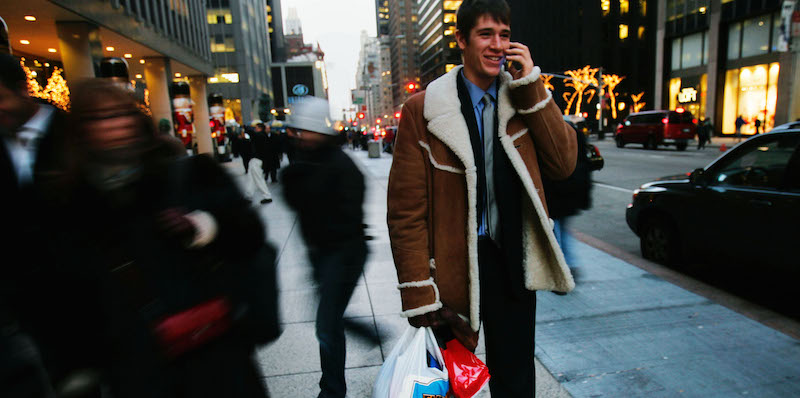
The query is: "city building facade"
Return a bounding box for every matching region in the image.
[0,0,218,153]
[267,0,286,63]
[206,0,273,124]
[417,0,462,88]
[655,0,799,135]
[388,0,420,108]
[353,32,394,128]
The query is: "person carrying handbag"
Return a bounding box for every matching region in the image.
[52,79,278,397]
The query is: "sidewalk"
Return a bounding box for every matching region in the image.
[223,148,800,397]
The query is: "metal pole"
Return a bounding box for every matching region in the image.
[598,66,604,139]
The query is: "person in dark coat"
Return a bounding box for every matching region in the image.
[543,122,594,282]
[281,97,368,398]
[263,125,281,183]
[233,125,254,173]
[0,52,62,398]
[56,79,270,398]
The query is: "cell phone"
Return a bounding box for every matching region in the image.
[505,58,522,72]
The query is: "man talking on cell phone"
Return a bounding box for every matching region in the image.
[387,0,577,395]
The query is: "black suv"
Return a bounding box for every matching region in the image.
[626,130,800,269]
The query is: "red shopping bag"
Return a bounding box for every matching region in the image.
[441,339,490,398]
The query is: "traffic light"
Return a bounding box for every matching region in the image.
[405,82,419,93]
[357,112,365,119]
[394,111,401,119]
[376,118,382,124]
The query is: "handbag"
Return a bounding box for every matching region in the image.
[152,296,233,359]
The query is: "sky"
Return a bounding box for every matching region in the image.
[280,0,377,120]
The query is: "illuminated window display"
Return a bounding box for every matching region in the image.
[668,74,707,120]
[721,63,779,135]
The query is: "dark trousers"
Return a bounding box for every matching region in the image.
[241,154,252,173]
[308,240,368,398]
[479,237,537,397]
[0,330,56,398]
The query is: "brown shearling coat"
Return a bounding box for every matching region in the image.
[387,66,577,332]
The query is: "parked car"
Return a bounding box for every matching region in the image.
[771,120,800,131]
[626,129,800,270]
[615,109,697,150]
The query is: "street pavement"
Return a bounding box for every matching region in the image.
[222,143,800,397]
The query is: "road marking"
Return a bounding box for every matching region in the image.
[594,182,634,194]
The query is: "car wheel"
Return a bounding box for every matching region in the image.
[676,142,687,151]
[644,136,657,150]
[640,216,680,265]
[615,135,625,148]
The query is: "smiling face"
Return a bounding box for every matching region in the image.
[456,14,511,90]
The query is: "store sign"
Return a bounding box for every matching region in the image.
[677,87,698,103]
[292,84,309,96]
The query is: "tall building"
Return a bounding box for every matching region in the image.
[388,0,420,108]
[267,0,286,63]
[655,0,798,135]
[206,0,273,123]
[417,0,462,87]
[354,31,394,127]
[377,0,391,36]
[508,0,656,127]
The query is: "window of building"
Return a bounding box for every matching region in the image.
[681,32,702,68]
[210,35,235,52]
[741,16,771,58]
[443,1,461,11]
[208,68,239,83]
[640,0,646,16]
[207,9,233,24]
[638,26,645,40]
[671,38,682,70]
[722,63,780,134]
[443,12,456,24]
[620,0,629,14]
[619,24,629,40]
[771,12,783,52]
[727,23,741,60]
[601,0,610,16]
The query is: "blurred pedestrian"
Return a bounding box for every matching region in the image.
[0,51,62,398]
[735,115,745,141]
[233,125,254,173]
[264,125,281,183]
[281,97,368,398]
[543,124,595,282]
[755,118,762,135]
[387,1,576,395]
[58,79,271,398]
[697,118,709,150]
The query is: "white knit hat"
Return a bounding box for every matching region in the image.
[285,97,336,136]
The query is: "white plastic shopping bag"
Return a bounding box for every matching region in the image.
[372,326,449,398]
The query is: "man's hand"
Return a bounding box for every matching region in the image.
[408,309,444,328]
[505,41,534,80]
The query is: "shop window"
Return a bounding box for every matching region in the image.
[669,77,682,111]
[722,63,780,135]
[727,23,741,60]
[702,31,709,64]
[741,16,770,58]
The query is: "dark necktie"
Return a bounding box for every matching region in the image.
[482,94,499,240]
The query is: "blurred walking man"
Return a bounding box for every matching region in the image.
[387,0,577,395]
[281,97,369,398]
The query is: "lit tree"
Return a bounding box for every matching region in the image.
[21,61,43,98]
[41,67,70,111]
[541,74,555,91]
[562,65,599,116]
[602,74,625,119]
[631,92,646,113]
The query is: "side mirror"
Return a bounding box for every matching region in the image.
[689,168,706,187]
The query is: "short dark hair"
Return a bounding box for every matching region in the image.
[0,53,28,92]
[456,0,511,41]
